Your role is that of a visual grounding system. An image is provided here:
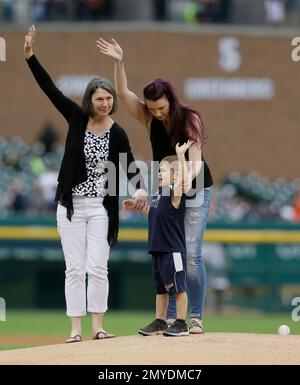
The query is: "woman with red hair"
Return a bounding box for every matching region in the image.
[98,38,213,334]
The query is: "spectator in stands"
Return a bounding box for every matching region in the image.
[37,120,59,154]
[30,0,70,22]
[285,0,299,25]
[31,0,46,21]
[84,0,104,20]
[152,0,167,21]
[219,0,231,22]
[98,37,213,334]
[29,143,46,176]
[37,163,58,212]
[26,184,46,216]
[1,0,14,22]
[184,0,231,24]
[197,0,222,23]
[264,0,286,24]
[24,25,146,343]
[74,0,111,21]
[5,180,28,212]
[2,151,21,171]
[292,189,300,222]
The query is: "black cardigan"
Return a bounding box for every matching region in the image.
[26,55,143,247]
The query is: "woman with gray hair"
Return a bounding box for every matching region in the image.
[24,25,146,343]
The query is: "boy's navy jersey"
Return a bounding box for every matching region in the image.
[148,185,186,254]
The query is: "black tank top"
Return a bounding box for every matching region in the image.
[150,118,213,189]
[148,185,186,254]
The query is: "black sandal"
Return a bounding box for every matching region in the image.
[65,334,82,343]
[93,329,115,340]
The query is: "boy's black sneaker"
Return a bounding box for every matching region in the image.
[138,319,168,336]
[163,320,189,336]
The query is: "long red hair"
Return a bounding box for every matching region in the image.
[143,79,207,147]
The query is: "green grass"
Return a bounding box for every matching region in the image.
[0,310,296,337]
[0,345,27,351]
[0,310,155,337]
[204,313,296,334]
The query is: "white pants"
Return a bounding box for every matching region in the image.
[56,196,110,317]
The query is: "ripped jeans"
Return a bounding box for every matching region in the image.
[167,188,211,320]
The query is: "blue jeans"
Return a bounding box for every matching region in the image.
[167,188,211,320]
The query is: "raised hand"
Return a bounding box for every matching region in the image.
[24,24,35,59]
[96,38,123,62]
[175,140,192,156]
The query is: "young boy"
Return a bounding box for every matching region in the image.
[123,141,191,336]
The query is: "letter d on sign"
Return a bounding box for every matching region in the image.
[0,297,6,321]
[0,37,6,61]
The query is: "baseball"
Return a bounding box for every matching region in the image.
[278,325,290,336]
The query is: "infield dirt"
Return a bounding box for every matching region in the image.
[0,333,300,365]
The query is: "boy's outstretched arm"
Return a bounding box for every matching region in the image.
[172,141,192,207]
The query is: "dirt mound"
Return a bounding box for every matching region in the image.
[1,333,299,365]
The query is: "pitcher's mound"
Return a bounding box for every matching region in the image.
[1,333,300,365]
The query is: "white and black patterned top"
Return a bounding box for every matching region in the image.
[72,129,110,197]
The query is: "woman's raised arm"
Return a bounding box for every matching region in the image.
[97,38,148,127]
[24,25,80,122]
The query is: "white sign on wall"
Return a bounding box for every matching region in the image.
[218,37,241,72]
[184,37,275,101]
[0,37,6,62]
[56,75,98,97]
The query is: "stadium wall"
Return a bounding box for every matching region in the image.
[0,25,299,182]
